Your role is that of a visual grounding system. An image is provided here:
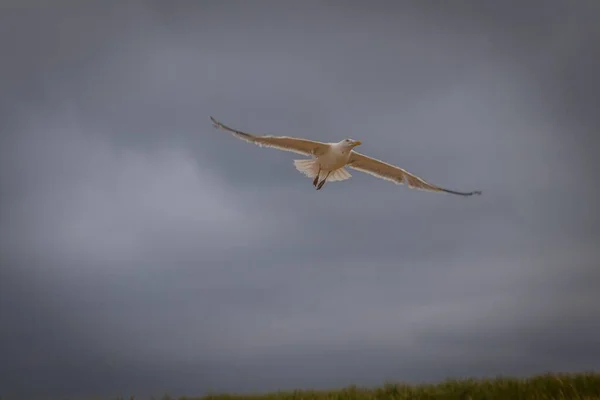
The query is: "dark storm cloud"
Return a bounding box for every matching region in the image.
[1,1,599,399]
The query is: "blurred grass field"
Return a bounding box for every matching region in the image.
[136,372,600,400]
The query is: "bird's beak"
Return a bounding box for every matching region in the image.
[353,141,362,147]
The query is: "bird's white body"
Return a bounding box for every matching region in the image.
[317,142,354,170]
[209,116,482,195]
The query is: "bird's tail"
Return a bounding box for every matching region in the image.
[326,167,352,182]
[294,159,352,182]
[293,159,320,178]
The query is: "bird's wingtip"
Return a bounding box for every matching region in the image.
[209,116,220,128]
[441,188,483,197]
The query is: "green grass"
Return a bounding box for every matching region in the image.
[137,372,600,400]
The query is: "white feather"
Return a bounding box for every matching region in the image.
[293,159,319,178]
[327,167,352,182]
[294,159,352,183]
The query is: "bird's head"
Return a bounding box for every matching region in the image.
[340,138,362,149]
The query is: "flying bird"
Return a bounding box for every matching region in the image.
[210,116,482,196]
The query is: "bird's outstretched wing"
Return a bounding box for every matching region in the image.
[348,151,482,196]
[210,116,329,156]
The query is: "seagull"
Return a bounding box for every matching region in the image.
[210,116,482,196]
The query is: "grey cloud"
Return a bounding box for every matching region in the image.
[1,1,599,399]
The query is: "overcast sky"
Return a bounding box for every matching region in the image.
[1,1,599,399]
